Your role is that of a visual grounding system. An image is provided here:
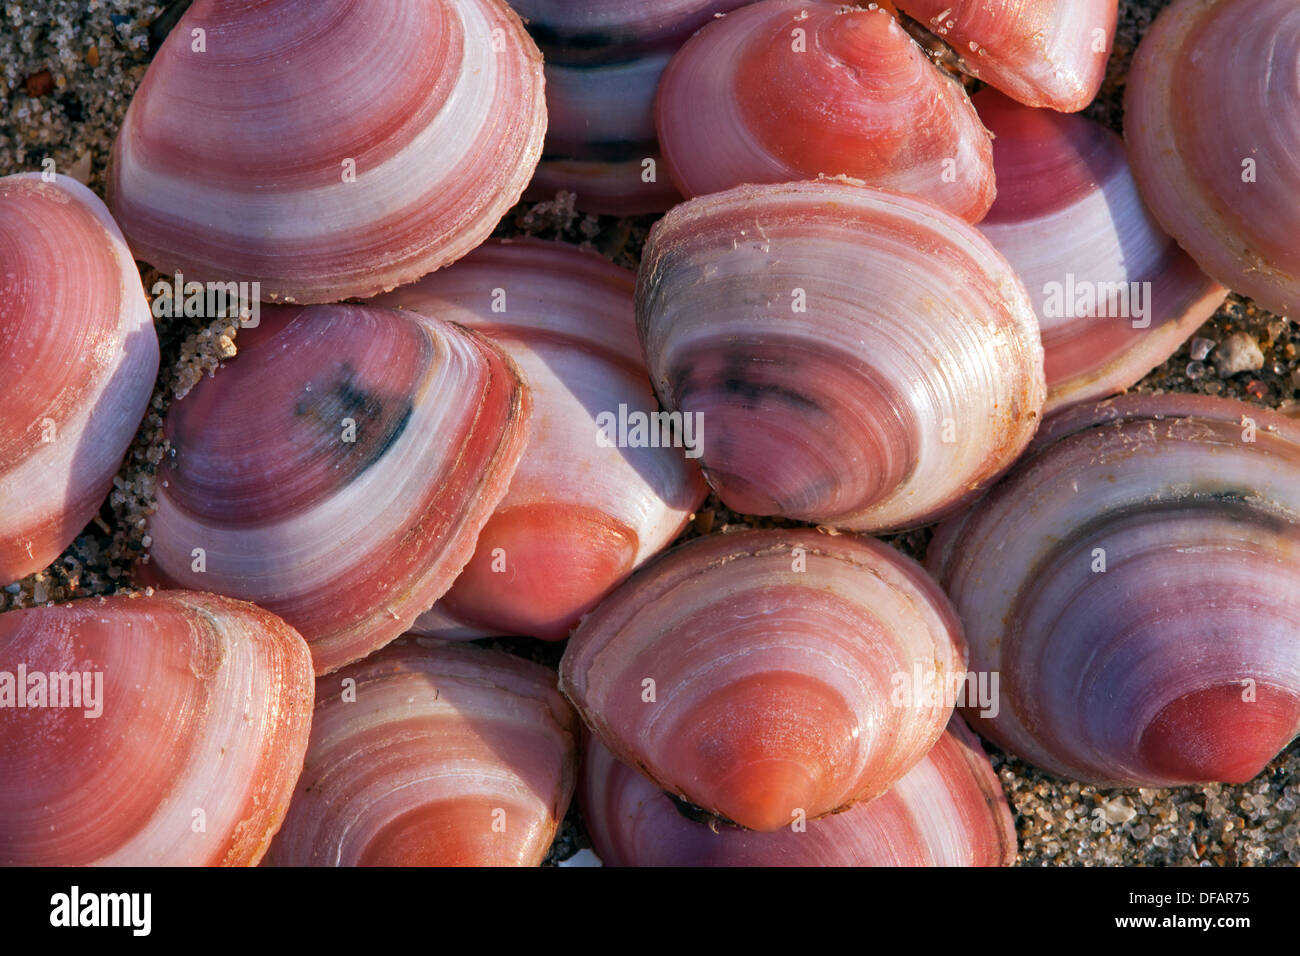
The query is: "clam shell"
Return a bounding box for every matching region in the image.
[528,53,683,216]
[896,0,1117,112]
[0,592,314,866]
[973,89,1227,412]
[1125,0,1300,317]
[512,0,750,215]
[582,721,1016,866]
[375,240,707,641]
[511,0,746,56]
[560,529,967,832]
[930,394,1300,787]
[0,174,159,584]
[107,0,546,303]
[141,304,530,675]
[266,639,578,866]
[637,179,1045,532]
[655,0,996,222]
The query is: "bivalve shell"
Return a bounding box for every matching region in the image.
[0,591,314,866]
[511,0,751,214]
[0,173,159,585]
[896,0,1117,112]
[267,639,578,866]
[582,721,1016,866]
[375,240,708,641]
[930,394,1300,787]
[107,0,547,303]
[560,529,967,832]
[637,179,1045,532]
[656,0,996,222]
[1125,0,1300,317]
[973,89,1227,412]
[141,304,530,675]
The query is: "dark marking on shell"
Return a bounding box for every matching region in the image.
[294,362,414,477]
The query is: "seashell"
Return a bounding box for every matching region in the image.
[140,303,530,675]
[0,591,314,866]
[637,179,1045,533]
[895,1,1117,112]
[375,240,708,641]
[513,0,747,57]
[0,173,159,585]
[266,639,578,866]
[655,0,996,222]
[581,720,1016,866]
[528,54,684,215]
[929,394,1300,787]
[1124,0,1300,317]
[511,0,750,215]
[972,89,1227,412]
[107,0,546,304]
[559,529,967,832]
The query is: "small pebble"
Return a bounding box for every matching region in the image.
[1189,336,1216,361]
[66,152,92,184]
[1215,332,1265,376]
[1100,797,1137,825]
[23,70,53,96]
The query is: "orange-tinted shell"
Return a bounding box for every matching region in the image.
[0,592,314,866]
[267,640,578,866]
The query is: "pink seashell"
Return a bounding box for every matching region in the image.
[267,639,578,867]
[930,394,1300,787]
[140,304,530,675]
[973,89,1227,412]
[637,179,1044,532]
[376,240,708,641]
[0,173,159,585]
[895,0,1117,112]
[1125,0,1300,317]
[656,0,996,222]
[582,720,1016,866]
[511,0,751,215]
[107,0,546,304]
[0,591,314,866]
[513,0,750,56]
[560,529,967,833]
